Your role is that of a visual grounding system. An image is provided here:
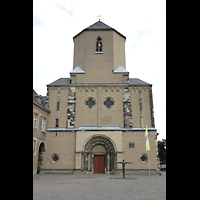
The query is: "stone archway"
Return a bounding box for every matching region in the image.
[83,135,116,174]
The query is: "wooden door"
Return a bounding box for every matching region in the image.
[93,155,105,173]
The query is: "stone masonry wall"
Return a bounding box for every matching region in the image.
[123,87,133,127]
[67,87,76,128]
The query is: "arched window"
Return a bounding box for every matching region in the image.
[96,37,102,52]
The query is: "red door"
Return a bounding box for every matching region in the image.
[93,155,105,173]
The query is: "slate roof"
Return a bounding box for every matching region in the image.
[33,89,51,112]
[47,78,71,86]
[86,21,113,30]
[47,78,151,86]
[129,78,151,85]
[73,21,126,39]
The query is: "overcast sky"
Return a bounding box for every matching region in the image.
[33,0,166,140]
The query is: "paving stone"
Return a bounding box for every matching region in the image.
[33,172,166,200]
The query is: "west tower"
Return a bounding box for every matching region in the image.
[71,21,128,84]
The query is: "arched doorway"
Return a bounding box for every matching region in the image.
[83,135,116,174]
[37,142,45,174]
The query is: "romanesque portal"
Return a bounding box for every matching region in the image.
[83,136,116,173]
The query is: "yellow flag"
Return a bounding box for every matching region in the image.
[145,125,150,151]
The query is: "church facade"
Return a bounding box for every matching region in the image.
[41,21,160,174]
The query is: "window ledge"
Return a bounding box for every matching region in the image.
[95,52,103,54]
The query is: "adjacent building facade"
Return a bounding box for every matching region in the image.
[33,90,51,175]
[40,21,160,174]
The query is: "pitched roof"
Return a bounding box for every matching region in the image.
[47,78,151,86]
[113,65,129,73]
[70,65,85,74]
[33,89,51,112]
[86,21,113,30]
[73,21,126,39]
[47,78,71,86]
[129,78,151,85]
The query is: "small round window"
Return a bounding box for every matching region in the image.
[104,97,114,109]
[140,154,148,164]
[50,154,59,164]
[85,97,96,109]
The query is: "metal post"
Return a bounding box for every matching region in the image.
[116,159,133,179]
[148,151,150,176]
[123,163,125,178]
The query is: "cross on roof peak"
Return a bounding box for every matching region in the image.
[96,13,103,21]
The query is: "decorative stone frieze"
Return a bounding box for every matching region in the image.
[123,87,133,127]
[67,87,76,128]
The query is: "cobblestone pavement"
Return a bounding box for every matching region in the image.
[33,171,166,200]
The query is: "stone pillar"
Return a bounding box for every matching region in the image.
[88,153,91,171]
[107,153,110,171]
[84,153,88,171]
[91,154,94,173]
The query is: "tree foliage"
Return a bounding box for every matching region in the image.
[158,139,166,164]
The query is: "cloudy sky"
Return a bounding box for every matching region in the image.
[33,0,166,140]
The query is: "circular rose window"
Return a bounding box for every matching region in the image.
[50,154,59,164]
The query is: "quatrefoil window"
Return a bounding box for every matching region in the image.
[140,154,148,164]
[86,98,96,109]
[104,98,114,109]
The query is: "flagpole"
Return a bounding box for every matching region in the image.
[148,150,150,176]
[146,124,150,176]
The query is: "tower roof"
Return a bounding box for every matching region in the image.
[73,21,126,40]
[86,20,113,30]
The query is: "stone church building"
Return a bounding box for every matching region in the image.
[40,20,160,174]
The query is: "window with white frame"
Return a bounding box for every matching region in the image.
[33,114,38,129]
[42,118,46,131]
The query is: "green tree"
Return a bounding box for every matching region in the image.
[158,139,166,165]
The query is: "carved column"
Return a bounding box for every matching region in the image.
[83,153,88,171]
[107,153,110,171]
[88,153,91,171]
